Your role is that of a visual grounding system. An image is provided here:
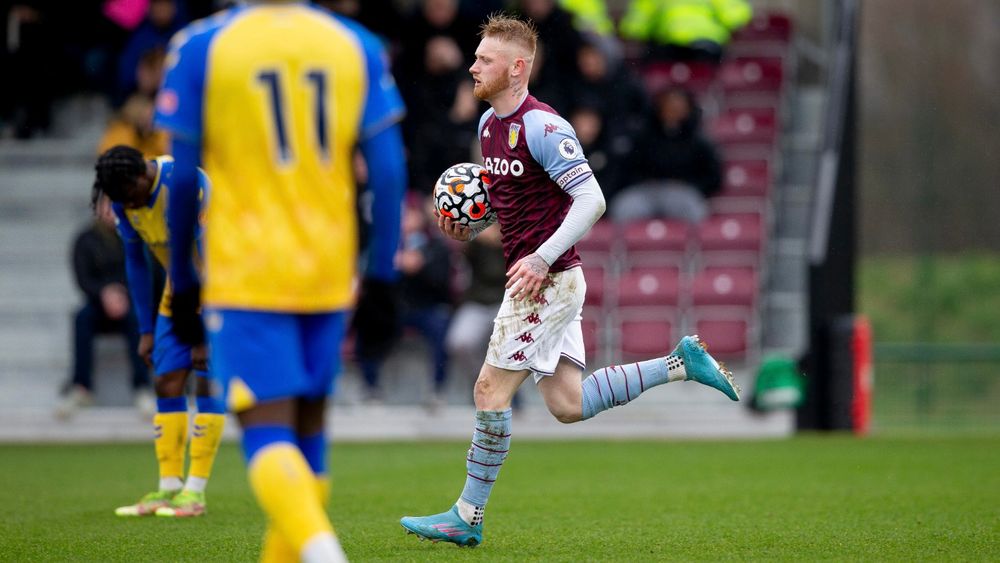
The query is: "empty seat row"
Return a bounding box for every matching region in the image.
[578,215,766,270]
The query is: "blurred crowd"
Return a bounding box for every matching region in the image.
[27,0,759,409]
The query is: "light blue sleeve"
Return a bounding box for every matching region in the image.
[523,109,594,192]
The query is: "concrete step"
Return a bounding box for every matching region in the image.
[0,401,794,443]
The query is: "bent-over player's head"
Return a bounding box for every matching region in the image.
[470,13,538,101]
[93,145,153,210]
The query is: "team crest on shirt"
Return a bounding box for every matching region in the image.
[508,123,521,149]
[558,138,579,160]
[156,89,179,116]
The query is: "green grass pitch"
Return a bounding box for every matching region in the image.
[1,436,997,561]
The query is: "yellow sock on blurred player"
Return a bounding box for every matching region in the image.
[315,476,330,506]
[260,525,296,563]
[154,411,188,486]
[248,443,335,553]
[188,413,225,485]
[260,461,332,562]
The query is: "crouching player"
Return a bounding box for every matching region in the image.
[94,145,225,518]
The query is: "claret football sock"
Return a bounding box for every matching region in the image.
[154,397,189,487]
[457,409,511,524]
[580,356,684,420]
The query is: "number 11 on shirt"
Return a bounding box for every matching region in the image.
[256,68,331,165]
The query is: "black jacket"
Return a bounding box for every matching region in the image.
[71,223,126,303]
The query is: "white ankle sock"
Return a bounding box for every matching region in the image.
[456,498,484,526]
[185,476,207,493]
[159,477,183,491]
[666,355,686,382]
[301,532,347,563]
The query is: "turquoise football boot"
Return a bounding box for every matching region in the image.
[672,335,741,401]
[400,505,483,547]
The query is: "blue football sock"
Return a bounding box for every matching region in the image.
[242,425,296,465]
[195,394,225,414]
[581,356,685,420]
[298,431,326,476]
[157,396,188,413]
[459,409,511,510]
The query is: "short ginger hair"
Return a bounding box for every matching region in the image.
[479,12,538,60]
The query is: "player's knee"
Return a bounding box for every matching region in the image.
[547,401,582,424]
[194,377,212,396]
[473,377,507,411]
[155,371,187,397]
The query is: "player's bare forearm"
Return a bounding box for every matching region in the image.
[505,252,549,301]
[137,333,154,368]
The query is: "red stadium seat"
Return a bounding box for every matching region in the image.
[577,219,617,265]
[722,159,771,197]
[693,318,749,360]
[583,264,606,307]
[696,213,764,266]
[719,57,785,96]
[613,266,682,361]
[622,219,690,267]
[618,318,676,360]
[707,107,778,151]
[690,266,757,307]
[582,315,601,359]
[617,266,681,308]
[640,61,717,98]
[711,159,772,213]
[689,267,757,362]
[730,12,793,45]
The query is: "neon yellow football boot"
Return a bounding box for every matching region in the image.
[115,490,178,517]
[155,489,207,518]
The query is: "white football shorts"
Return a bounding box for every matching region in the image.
[485,265,587,383]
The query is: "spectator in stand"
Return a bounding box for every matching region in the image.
[57,194,153,420]
[318,0,403,42]
[572,38,648,154]
[396,0,479,98]
[526,41,572,115]
[445,224,505,395]
[610,86,722,223]
[517,0,584,86]
[358,198,454,409]
[567,102,628,201]
[3,2,60,138]
[619,0,752,64]
[559,0,615,37]
[114,0,186,106]
[134,47,167,100]
[403,36,479,191]
[97,93,169,157]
